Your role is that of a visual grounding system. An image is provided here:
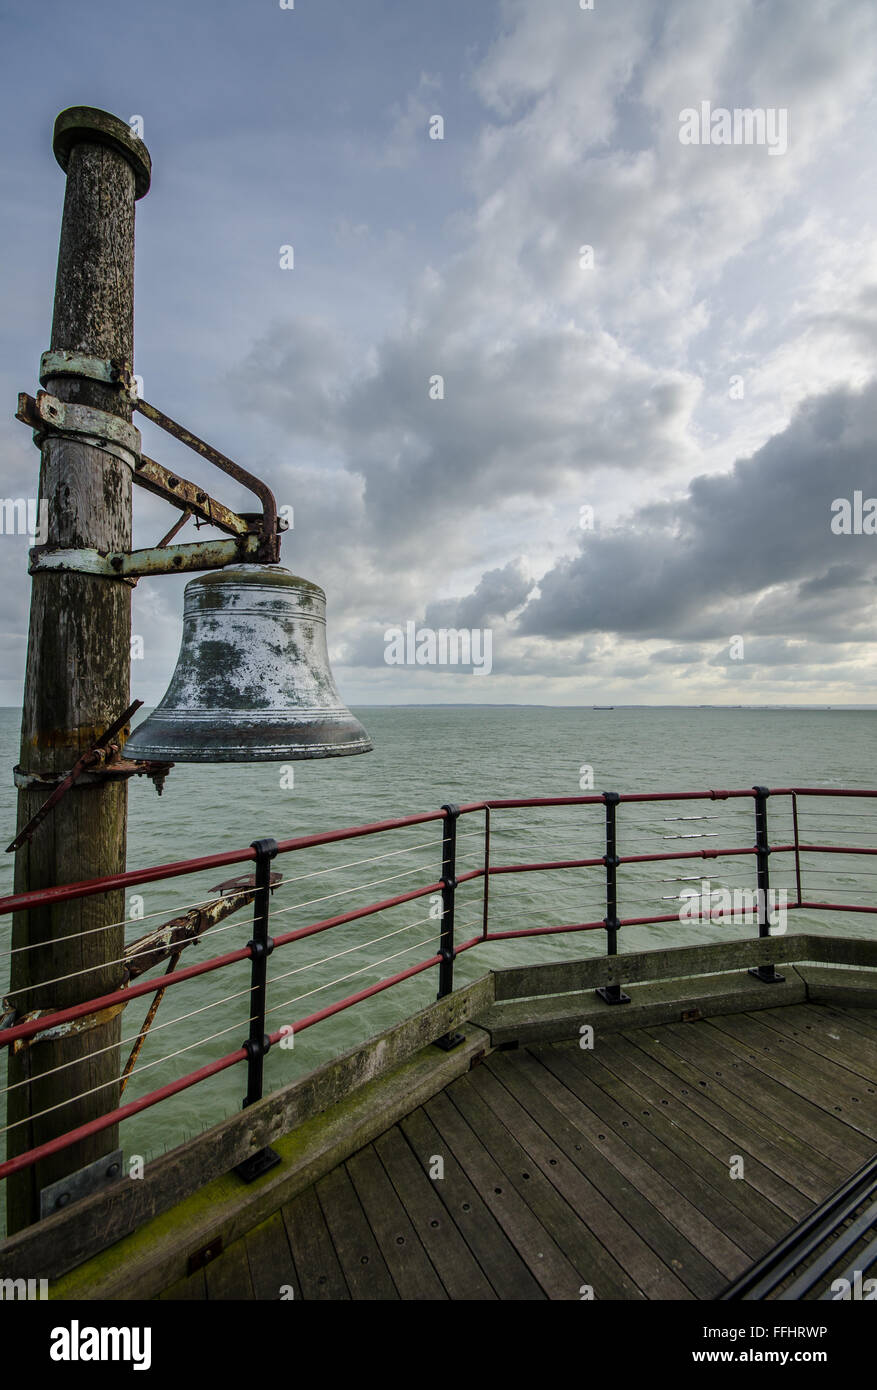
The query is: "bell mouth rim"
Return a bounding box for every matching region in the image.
[123,740,374,762]
[125,710,374,762]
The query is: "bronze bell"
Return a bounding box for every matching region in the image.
[125,565,372,762]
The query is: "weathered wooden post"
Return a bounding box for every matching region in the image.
[6,108,151,1233]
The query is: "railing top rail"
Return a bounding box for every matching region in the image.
[0,846,258,918]
[0,808,449,918]
[768,788,877,798]
[460,789,758,811]
[0,786,874,919]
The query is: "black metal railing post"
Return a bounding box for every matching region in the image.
[235,836,282,1182]
[791,792,803,907]
[596,791,630,1004]
[435,803,465,1050]
[749,787,785,985]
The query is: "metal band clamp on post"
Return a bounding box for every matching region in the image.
[16,390,141,471]
[39,350,137,400]
[12,760,171,791]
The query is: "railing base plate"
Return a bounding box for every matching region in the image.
[434,1031,466,1052]
[595,985,631,1005]
[234,1146,281,1184]
[749,966,786,985]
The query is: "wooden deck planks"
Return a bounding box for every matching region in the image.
[617,1028,849,1195]
[158,1268,206,1300]
[245,1211,300,1301]
[402,1103,548,1299]
[594,1033,816,1219]
[537,1042,780,1258]
[448,1070,645,1299]
[755,1006,877,1084]
[659,1021,873,1167]
[344,1144,447,1300]
[155,1003,874,1301]
[372,1124,496,1299]
[418,1090,575,1298]
[281,1187,350,1300]
[468,1056,694,1298]
[481,1050,723,1297]
[705,1013,877,1142]
[203,1235,254,1300]
[312,1166,399,1300]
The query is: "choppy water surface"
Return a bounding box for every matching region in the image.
[1,704,875,1215]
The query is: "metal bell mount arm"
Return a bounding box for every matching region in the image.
[17,359,285,579]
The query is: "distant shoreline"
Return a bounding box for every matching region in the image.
[3,705,874,712]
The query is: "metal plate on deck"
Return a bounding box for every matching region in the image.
[39,1148,123,1220]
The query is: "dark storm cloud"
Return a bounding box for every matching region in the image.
[423,560,531,629]
[343,559,531,671]
[517,383,877,643]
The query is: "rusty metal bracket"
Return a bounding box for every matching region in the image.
[123,884,275,984]
[16,391,141,470]
[13,757,172,793]
[120,875,282,1090]
[134,398,280,564]
[12,1001,126,1053]
[29,534,266,579]
[16,388,283,573]
[188,1237,223,1274]
[6,700,172,853]
[133,453,253,536]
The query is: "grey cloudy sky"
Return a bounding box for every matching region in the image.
[1,0,875,706]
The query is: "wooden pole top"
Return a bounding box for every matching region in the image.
[52,106,151,199]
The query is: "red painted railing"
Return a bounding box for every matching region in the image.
[0,786,874,1184]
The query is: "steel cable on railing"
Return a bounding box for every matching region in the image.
[0,978,259,1100]
[268,859,445,921]
[258,829,480,905]
[265,931,439,1020]
[796,865,877,876]
[0,921,446,1142]
[0,924,252,999]
[0,913,449,1103]
[0,859,448,995]
[0,1006,262,1136]
[0,833,481,962]
[0,831,480,960]
[267,913,440,988]
[0,890,242,962]
[789,829,877,839]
